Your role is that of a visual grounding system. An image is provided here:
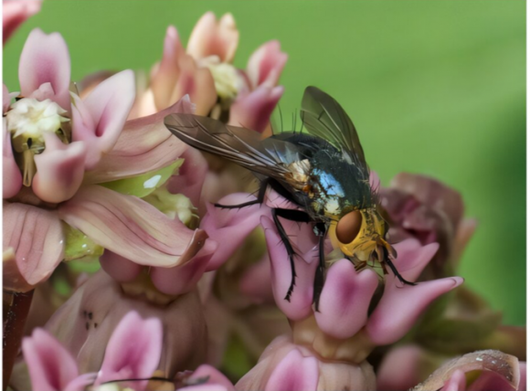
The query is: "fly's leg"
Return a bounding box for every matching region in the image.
[312,222,328,312]
[214,178,268,209]
[271,208,312,302]
[383,247,416,286]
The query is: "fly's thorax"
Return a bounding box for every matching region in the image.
[330,207,394,264]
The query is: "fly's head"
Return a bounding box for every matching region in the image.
[330,206,396,266]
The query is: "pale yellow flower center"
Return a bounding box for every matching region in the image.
[202,57,245,104]
[5,98,70,186]
[6,98,69,146]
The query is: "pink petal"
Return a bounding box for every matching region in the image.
[82,96,192,184]
[72,70,135,169]
[441,370,466,391]
[200,193,269,271]
[187,12,239,63]
[150,25,185,110]
[187,364,235,391]
[167,146,208,207]
[261,215,317,320]
[99,251,143,283]
[22,328,80,391]
[229,85,284,133]
[247,40,287,89]
[264,348,319,391]
[95,311,162,389]
[3,118,22,198]
[392,239,440,281]
[150,239,218,295]
[377,345,426,391]
[3,203,64,291]
[169,54,217,116]
[19,28,71,110]
[315,260,379,339]
[3,0,41,44]
[468,371,517,391]
[367,277,464,345]
[58,185,210,267]
[32,136,87,203]
[239,254,274,304]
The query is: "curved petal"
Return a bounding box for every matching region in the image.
[151,25,185,110]
[187,12,239,63]
[392,239,440,281]
[72,70,136,169]
[3,203,64,291]
[33,136,87,203]
[19,28,71,110]
[247,40,287,89]
[167,146,208,207]
[187,364,235,391]
[315,260,379,339]
[99,251,143,283]
[229,85,283,133]
[82,96,193,184]
[261,215,318,321]
[3,0,41,44]
[58,185,208,267]
[22,329,80,391]
[3,118,22,198]
[150,239,218,295]
[95,311,162,389]
[169,53,217,116]
[367,276,464,345]
[413,350,520,391]
[200,193,269,271]
[264,348,319,391]
[441,370,466,391]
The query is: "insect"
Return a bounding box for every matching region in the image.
[164,86,414,310]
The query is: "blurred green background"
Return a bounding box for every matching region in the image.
[3,0,525,325]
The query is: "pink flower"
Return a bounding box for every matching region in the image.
[380,172,475,276]
[3,29,210,293]
[235,335,376,391]
[203,191,463,348]
[3,0,41,44]
[21,311,163,391]
[137,12,286,133]
[20,271,208,384]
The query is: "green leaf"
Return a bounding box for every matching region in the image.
[101,159,183,198]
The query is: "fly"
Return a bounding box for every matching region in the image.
[164,86,414,310]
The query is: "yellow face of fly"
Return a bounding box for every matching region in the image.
[329,208,395,264]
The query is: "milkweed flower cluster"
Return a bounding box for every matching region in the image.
[3,7,526,391]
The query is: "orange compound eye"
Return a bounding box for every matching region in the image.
[336,210,363,244]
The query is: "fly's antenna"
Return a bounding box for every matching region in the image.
[300,109,305,133]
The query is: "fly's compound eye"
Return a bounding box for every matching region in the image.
[336,210,362,243]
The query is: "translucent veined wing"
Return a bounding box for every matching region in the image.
[164,114,307,185]
[300,86,368,174]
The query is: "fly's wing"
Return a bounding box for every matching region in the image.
[300,86,369,177]
[164,114,307,186]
